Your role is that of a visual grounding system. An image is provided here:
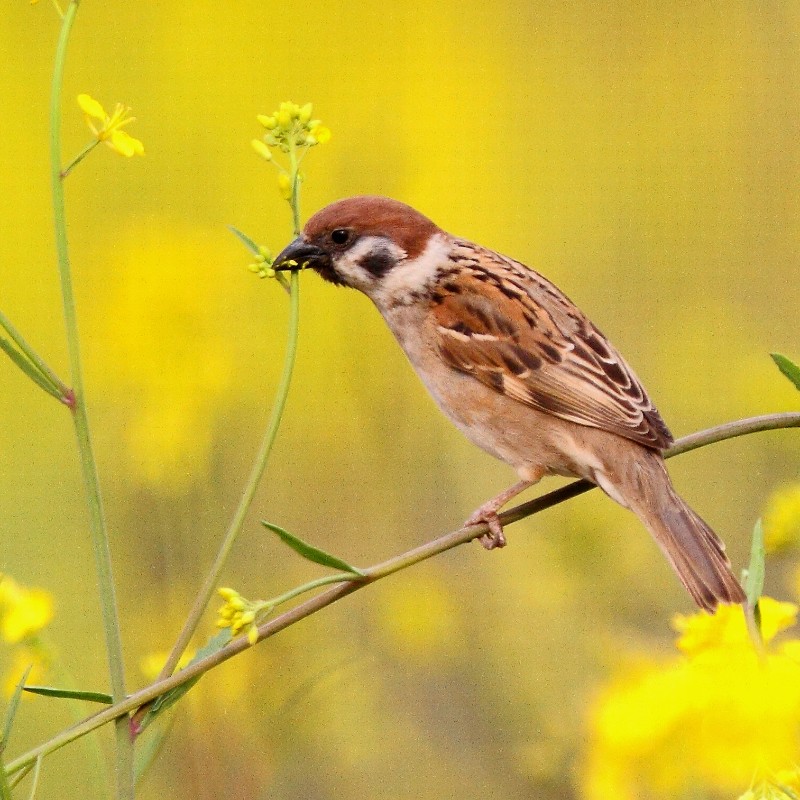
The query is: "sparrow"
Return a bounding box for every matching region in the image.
[273,195,745,611]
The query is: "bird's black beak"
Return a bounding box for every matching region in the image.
[272,238,329,272]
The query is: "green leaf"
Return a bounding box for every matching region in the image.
[227,225,261,255]
[261,521,366,576]
[2,664,32,754]
[22,685,113,704]
[135,629,232,734]
[745,518,766,607]
[0,338,63,401]
[771,352,800,391]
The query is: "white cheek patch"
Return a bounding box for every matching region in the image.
[334,236,406,292]
[376,233,452,306]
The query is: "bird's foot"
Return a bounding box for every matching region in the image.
[465,505,507,550]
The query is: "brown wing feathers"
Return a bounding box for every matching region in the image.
[433,246,673,451]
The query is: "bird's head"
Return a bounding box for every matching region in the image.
[273,196,447,302]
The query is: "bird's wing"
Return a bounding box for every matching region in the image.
[431,246,673,450]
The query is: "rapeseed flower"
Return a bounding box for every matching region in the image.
[77,93,144,157]
[0,574,54,697]
[582,598,800,799]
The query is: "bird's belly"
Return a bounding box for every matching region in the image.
[409,353,585,480]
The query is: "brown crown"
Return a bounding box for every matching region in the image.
[304,196,442,259]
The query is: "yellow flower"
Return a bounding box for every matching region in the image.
[216,587,267,646]
[0,574,54,644]
[253,101,330,155]
[581,598,800,800]
[674,596,797,654]
[763,483,800,553]
[77,93,144,157]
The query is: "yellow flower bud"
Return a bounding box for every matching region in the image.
[277,109,292,128]
[299,103,313,123]
[314,126,331,144]
[218,587,237,600]
[251,139,273,160]
[247,625,259,646]
[257,114,277,129]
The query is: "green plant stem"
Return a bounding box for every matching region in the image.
[265,572,363,610]
[61,139,100,178]
[156,269,302,682]
[49,2,133,797]
[156,148,306,683]
[0,757,11,800]
[7,410,799,777]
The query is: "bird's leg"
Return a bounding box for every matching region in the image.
[465,472,543,549]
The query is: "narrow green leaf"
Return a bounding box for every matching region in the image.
[262,521,366,576]
[227,225,261,255]
[2,664,32,753]
[22,685,113,704]
[745,518,766,607]
[136,629,232,734]
[0,339,63,400]
[771,352,800,391]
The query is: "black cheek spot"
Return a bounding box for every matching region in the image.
[360,249,395,278]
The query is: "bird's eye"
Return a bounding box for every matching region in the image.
[330,229,350,245]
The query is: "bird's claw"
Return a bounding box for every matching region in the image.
[465,508,507,550]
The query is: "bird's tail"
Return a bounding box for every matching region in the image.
[599,450,745,612]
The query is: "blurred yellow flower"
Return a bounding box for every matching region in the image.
[763,484,800,554]
[139,649,195,682]
[739,769,800,800]
[77,93,144,157]
[2,647,48,698]
[374,571,461,661]
[581,598,800,800]
[0,574,54,644]
[86,230,235,490]
[674,597,797,654]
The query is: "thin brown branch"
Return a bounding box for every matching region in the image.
[6,410,799,777]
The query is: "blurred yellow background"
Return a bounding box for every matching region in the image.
[1,1,799,798]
